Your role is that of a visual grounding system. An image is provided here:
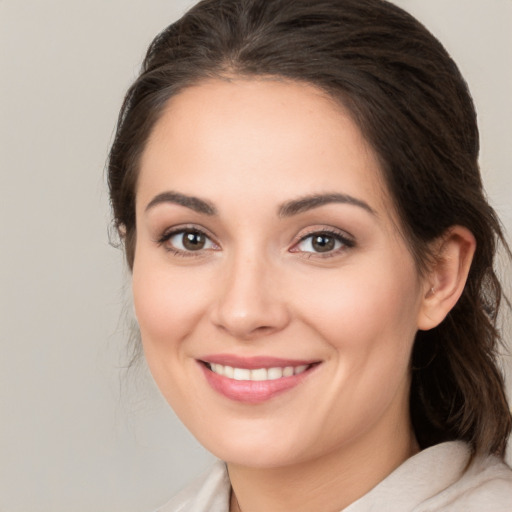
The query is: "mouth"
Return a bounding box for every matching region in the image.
[198,356,320,403]
[203,361,312,381]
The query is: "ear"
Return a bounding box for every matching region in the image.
[417,226,476,331]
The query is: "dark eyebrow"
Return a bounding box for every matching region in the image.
[145,191,217,215]
[278,193,376,217]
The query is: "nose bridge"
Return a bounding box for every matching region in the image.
[211,243,289,339]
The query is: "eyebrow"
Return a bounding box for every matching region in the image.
[145,191,375,218]
[145,191,217,215]
[278,193,376,217]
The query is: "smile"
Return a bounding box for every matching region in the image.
[207,363,310,381]
[199,356,320,403]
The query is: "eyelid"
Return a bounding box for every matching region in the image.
[155,223,214,242]
[290,226,355,255]
[155,224,220,254]
[154,224,354,257]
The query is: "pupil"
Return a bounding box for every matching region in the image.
[312,235,334,252]
[183,231,205,250]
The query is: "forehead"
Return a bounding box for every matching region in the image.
[137,78,393,219]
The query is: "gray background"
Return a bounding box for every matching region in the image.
[0,1,510,511]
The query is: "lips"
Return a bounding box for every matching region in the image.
[208,362,310,381]
[198,355,320,403]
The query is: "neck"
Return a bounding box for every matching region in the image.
[228,411,418,512]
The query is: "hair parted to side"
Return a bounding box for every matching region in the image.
[108,0,511,457]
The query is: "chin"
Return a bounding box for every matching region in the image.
[191,420,318,469]
[213,444,304,469]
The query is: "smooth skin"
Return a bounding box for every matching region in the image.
[132,78,475,512]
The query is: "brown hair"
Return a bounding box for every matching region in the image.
[108,0,511,457]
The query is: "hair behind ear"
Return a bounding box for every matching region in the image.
[411,227,511,455]
[417,227,476,331]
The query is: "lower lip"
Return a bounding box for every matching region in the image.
[200,363,316,404]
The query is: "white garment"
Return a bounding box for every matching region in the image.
[156,441,512,511]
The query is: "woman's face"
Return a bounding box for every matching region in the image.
[133,79,429,468]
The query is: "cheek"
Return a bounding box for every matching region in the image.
[297,256,422,362]
[132,257,210,350]
[131,257,212,411]
[295,259,422,432]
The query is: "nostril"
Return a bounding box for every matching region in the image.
[254,325,276,333]
[209,272,291,338]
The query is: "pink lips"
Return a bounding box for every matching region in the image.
[199,354,319,404]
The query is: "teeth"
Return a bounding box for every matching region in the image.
[208,363,311,381]
[267,367,283,380]
[233,368,251,381]
[212,363,224,376]
[251,368,267,381]
[283,366,294,377]
[295,365,308,375]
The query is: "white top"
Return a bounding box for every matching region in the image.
[156,441,512,511]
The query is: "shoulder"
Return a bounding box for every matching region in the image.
[155,461,231,512]
[427,451,512,512]
[343,442,512,512]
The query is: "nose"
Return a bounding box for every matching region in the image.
[210,252,290,340]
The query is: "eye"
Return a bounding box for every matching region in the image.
[292,230,354,255]
[159,228,217,253]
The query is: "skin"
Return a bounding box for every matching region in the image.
[132,78,475,512]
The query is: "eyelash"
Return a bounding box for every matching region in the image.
[156,225,219,257]
[291,228,355,258]
[156,226,355,258]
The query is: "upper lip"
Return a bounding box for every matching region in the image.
[199,354,320,369]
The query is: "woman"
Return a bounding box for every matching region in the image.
[108,0,512,510]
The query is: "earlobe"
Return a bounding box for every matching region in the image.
[417,226,476,331]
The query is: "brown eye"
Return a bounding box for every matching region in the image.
[294,230,354,255]
[164,229,216,253]
[311,234,336,252]
[182,231,206,250]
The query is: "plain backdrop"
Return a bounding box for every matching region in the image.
[0,1,511,511]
